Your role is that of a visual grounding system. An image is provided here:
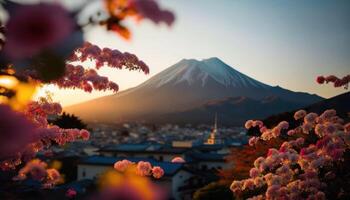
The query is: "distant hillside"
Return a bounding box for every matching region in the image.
[260,92,350,128]
[151,96,305,126]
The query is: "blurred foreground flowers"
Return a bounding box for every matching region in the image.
[93,161,167,200]
[0,0,175,192]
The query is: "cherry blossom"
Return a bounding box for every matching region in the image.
[3,3,74,60]
[316,74,350,89]
[232,108,349,199]
[130,0,175,26]
[136,161,152,176]
[113,159,134,172]
[152,166,164,179]
[12,159,61,188]
[0,104,38,158]
[66,188,77,198]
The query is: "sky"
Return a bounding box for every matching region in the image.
[37,0,350,106]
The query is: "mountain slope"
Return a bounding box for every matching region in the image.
[65,57,323,124]
[151,96,305,125]
[251,92,350,131]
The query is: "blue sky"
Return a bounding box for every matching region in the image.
[41,0,350,106]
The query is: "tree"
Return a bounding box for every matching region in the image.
[0,0,175,192]
[229,76,350,200]
[51,112,87,130]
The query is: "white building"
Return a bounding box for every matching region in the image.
[77,156,194,200]
[98,143,189,162]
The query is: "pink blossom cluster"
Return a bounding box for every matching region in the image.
[232,109,350,199]
[248,120,289,142]
[53,64,119,93]
[3,3,74,60]
[113,159,164,179]
[316,75,350,89]
[68,42,149,74]
[245,120,264,129]
[48,42,150,93]
[0,100,90,171]
[66,188,77,198]
[12,159,61,188]
[0,105,38,158]
[129,0,175,26]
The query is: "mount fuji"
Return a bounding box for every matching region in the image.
[65,57,323,125]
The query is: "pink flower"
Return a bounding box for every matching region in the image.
[266,185,281,199]
[295,137,305,146]
[324,123,336,135]
[136,161,152,176]
[287,129,296,136]
[272,127,281,137]
[230,181,243,193]
[253,120,264,128]
[79,129,90,140]
[315,124,326,137]
[66,188,77,198]
[253,177,265,188]
[320,109,336,121]
[171,157,185,163]
[304,113,318,124]
[4,3,74,60]
[253,157,265,168]
[14,159,48,181]
[344,122,350,134]
[277,121,289,130]
[131,0,175,26]
[242,178,255,190]
[302,123,313,134]
[259,126,268,133]
[245,120,254,129]
[0,105,38,157]
[316,76,325,84]
[152,166,164,179]
[294,110,307,120]
[248,136,259,146]
[267,148,279,157]
[249,168,260,178]
[114,159,133,172]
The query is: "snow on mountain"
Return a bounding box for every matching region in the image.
[141,57,269,89]
[65,57,323,124]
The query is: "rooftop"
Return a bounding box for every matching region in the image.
[78,156,185,176]
[99,143,188,154]
[187,152,228,162]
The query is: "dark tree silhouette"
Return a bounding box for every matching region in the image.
[51,112,87,129]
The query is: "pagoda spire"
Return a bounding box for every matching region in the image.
[206,113,218,145]
[214,112,217,132]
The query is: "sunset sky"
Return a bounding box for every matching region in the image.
[37,0,350,106]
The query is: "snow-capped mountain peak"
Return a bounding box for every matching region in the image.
[142,57,268,88]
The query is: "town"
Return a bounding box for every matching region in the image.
[43,117,248,199]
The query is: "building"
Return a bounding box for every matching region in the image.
[99,143,189,162]
[205,113,223,145]
[186,152,229,171]
[77,156,193,200]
